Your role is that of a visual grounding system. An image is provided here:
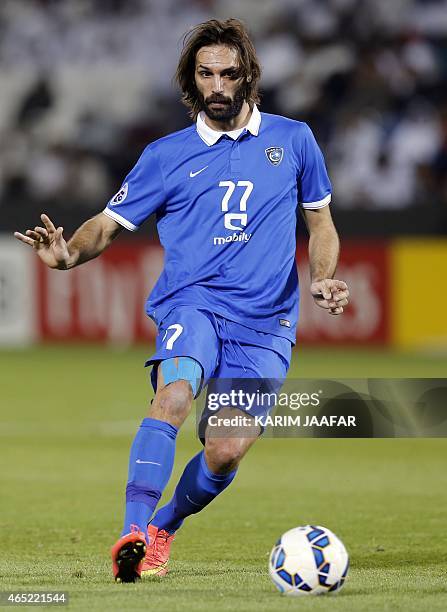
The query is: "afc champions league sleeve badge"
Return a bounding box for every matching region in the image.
[265,147,284,166]
[109,182,128,206]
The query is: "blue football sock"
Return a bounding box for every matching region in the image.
[152,450,237,534]
[122,417,178,537]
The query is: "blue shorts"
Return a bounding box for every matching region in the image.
[146,306,292,439]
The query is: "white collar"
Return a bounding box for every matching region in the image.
[196,104,261,146]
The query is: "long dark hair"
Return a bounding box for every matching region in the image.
[175,18,261,119]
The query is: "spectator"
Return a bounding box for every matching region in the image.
[0,0,446,222]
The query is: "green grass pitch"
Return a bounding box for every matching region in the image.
[1,346,447,611]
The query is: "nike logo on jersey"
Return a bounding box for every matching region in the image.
[189,165,208,178]
[136,459,161,465]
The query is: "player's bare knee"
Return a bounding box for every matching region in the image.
[151,380,193,424]
[159,380,193,417]
[205,438,247,474]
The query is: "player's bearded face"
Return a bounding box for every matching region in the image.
[200,84,245,122]
[195,45,247,122]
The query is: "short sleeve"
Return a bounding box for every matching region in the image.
[102,145,166,231]
[297,124,332,209]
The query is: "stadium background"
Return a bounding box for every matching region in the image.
[1,1,447,610]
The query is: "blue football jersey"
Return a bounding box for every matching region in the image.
[103,106,331,343]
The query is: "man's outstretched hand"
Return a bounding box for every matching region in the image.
[310,279,349,315]
[14,214,71,269]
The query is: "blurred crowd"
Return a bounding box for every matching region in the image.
[1,0,447,222]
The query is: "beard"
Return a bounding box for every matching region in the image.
[199,84,246,122]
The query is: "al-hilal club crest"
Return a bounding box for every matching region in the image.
[265,147,284,166]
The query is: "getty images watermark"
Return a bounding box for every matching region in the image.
[205,388,355,428]
[196,379,447,438]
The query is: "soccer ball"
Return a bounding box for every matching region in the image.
[268,525,349,596]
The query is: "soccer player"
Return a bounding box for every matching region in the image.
[14,19,349,582]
